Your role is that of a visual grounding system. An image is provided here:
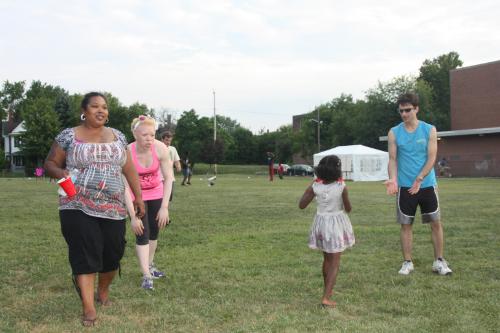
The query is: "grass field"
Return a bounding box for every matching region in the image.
[0,175,499,332]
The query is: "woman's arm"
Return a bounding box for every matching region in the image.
[299,184,315,209]
[123,176,145,235]
[342,187,352,213]
[44,142,69,180]
[122,149,145,218]
[156,141,173,227]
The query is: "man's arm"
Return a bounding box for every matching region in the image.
[385,130,399,195]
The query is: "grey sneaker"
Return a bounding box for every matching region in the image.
[141,276,154,290]
[398,261,414,275]
[149,263,167,279]
[432,259,452,275]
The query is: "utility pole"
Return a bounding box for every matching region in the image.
[310,109,322,153]
[213,90,217,174]
[317,108,320,153]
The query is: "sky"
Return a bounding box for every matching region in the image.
[1,0,499,133]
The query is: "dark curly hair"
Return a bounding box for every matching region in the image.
[81,92,107,110]
[315,155,342,182]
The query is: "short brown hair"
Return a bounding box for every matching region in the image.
[397,92,419,107]
[161,130,174,139]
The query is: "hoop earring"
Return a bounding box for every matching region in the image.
[106,118,109,124]
[80,114,86,121]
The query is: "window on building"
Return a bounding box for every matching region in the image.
[14,136,22,147]
[13,155,24,167]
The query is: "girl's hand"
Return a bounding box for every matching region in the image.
[156,206,169,229]
[131,217,144,236]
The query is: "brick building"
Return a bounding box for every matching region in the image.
[437,60,500,177]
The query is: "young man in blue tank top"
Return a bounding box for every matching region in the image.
[385,93,452,276]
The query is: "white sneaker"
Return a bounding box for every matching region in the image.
[432,259,452,275]
[398,261,414,275]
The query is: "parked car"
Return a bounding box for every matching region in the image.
[288,164,314,176]
[273,163,290,174]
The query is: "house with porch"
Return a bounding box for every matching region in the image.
[2,120,25,172]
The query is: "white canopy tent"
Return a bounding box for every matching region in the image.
[313,145,389,181]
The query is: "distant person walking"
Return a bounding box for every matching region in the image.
[181,152,193,185]
[299,155,355,308]
[278,162,284,180]
[267,152,275,181]
[385,92,452,276]
[161,130,182,200]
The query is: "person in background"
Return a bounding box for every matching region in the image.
[385,92,452,276]
[278,162,284,180]
[267,152,275,181]
[161,130,182,200]
[44,92,145,327]
[437,157,451,177]
[124,115,174,291]
[180,152,193,185]
[299,155,354,308]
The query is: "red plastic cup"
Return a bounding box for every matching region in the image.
[57,177,77,197]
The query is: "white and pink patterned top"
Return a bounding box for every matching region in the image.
[55,127,128,220]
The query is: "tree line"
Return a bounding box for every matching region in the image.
[1,52,462,173]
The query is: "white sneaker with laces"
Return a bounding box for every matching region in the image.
[398,261,414,275]
[432,259,452,275]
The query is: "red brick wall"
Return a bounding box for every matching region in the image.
[436,134,500,177]
[450,61,500,130]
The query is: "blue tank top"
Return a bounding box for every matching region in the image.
[391,121,437,188]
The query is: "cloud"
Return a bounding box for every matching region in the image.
[1,0,500,132]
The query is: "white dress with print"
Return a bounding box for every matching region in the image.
[308,181,355,253]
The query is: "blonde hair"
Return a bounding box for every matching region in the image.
[131,115,156,132]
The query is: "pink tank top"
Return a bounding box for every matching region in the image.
[130,142,164,201]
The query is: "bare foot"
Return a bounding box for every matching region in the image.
[321,299,337,308]
[81,310,97,327]
[97,289,111,306]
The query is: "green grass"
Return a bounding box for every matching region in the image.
[0,176,499,332]
[190,163,269,175]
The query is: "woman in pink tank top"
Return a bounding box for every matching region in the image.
[124,115,173,290]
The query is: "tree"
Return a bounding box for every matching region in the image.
[18,81,67,171]
[0,80,25,122]
[200,138,225,164]
[105,95,153,142]
[230,127,257,163]
[419,51,463,130]
[54,93,76,128]
[274,125,294,163]
[155,107,177,134]
[175,109,211,164]
[0,81,25,150]
[20,97,60,166]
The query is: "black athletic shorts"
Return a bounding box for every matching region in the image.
[60,210,126,275]
[397,186,440,224]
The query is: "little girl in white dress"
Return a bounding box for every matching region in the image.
[299,155,355,308]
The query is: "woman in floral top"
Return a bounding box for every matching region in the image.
[44,92,145,327]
